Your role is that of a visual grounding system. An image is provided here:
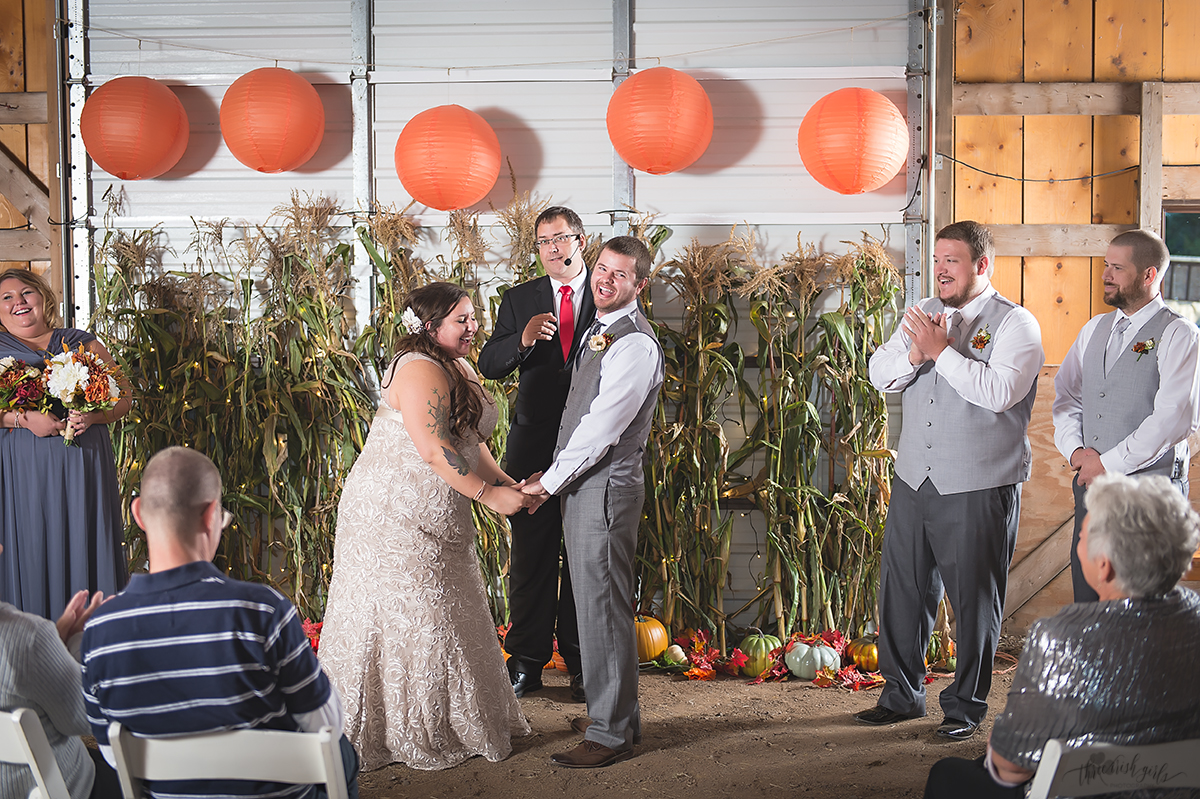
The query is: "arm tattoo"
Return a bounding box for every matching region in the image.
[425,387,451,440]
[442,446,471,475]
[493,479,505,486]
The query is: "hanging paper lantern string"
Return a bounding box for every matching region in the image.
[80,76,189,181]
[394,105,501,211]
[606,67,713,175]
[220,68,325,173]
[797,87,909,195]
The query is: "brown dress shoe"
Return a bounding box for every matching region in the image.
[550,740,634,768]
[570,716,591,735]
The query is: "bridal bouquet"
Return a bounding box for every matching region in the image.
[42,345,124,445]
[0,356,49,419]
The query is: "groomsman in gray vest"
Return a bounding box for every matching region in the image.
[1052,229,1200,602]
[522,236,664,768]
[855,221,1045,742]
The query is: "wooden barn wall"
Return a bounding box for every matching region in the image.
[950,0,1200,633]
[0,0,49,276]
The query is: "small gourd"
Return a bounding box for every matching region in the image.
[738,628,782,678]
[847,634,879,672]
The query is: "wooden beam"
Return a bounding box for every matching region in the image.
[0,228,50,257]
[934,0,954,234]
[990,224,1134,256]
[954,82,1140,115]
[1164,166,1200,200]
[0,141,50,227]
[1141,82,1165,235]
[954,81,1200,116]
[0,92,47,124]
[1003,516,1073,620]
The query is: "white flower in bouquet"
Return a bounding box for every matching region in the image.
[46,355,89,404]
[108,375,120,400]
[0,356,14,374]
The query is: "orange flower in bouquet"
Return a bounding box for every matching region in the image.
[0,356,50,420]
[41,345,125,445]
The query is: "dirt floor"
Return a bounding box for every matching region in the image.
[359,645,1022,799]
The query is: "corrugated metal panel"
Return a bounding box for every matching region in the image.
[372,1,612,72]
[87,0,353,80]
[634,0,909,69]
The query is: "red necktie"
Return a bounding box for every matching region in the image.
[558,285,574,363]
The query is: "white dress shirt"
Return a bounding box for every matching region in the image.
[541,302,664,495]
[869,283,1044,413]
[1052,294,1200,474]
[549,269,588,323]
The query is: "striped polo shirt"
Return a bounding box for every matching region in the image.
[81,561,332,799]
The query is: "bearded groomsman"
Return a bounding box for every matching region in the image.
[1053,228,1200,602]
[855,221,1045,743]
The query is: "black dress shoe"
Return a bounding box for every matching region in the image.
[936,718,978,741]
[853,705,922,726]
[510,666,544,697]
[569,673,586,703]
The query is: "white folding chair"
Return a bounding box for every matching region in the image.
[0,708,71,799]
[106,723,347,799]
[1027,737,1200,799]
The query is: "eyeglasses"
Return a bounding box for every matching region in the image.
[221,508,234,530]
[536,233,581,249]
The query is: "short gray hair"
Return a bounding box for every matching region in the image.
[139,447,222,536]
[1084,473,1200,598]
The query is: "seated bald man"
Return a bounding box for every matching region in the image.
[80,446,359,799]
[924,472,1200,798]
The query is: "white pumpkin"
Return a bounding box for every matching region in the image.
[784,641,840,680]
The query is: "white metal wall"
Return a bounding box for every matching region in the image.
[79,0,910,623]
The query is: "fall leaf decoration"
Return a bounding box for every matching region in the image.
[670,629,748,680]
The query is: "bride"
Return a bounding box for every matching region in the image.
[319,282,531,771]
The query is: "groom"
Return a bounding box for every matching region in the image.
[523,235,664,768]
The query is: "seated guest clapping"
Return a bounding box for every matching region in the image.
[925,472,1200,798]
[80,447,359,799]
[0,556,119,799]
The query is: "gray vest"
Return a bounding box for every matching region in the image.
[555,311,663,492]
[1081,307,1187,479]
[895,293,1037,494]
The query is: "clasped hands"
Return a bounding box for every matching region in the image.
[902,306,953,365]
[520,472,552,514]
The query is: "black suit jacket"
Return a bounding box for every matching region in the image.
[478,274,596,478]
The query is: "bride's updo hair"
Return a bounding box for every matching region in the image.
[387,281,484,440]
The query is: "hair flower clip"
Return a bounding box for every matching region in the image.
[402,307,424,335]
[1132,338,1156,361]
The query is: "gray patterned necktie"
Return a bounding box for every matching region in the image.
[1105,316,1130,376]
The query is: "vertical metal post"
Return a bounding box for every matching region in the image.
[64,0,89,326]
[903,0,935,309]
[350,0,375,332]
[611,0,632,235]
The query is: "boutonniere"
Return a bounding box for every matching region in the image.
[970,324,991,351]
[1132,338,1156,361]
[588,332,615,358]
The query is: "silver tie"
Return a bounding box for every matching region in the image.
[1105,316,1130,376]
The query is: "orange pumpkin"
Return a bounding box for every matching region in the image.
[635,615,669,663]
[848,634,879,672]
[544,650,569,672]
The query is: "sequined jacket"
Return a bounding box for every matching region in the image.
[991,588,1200,797]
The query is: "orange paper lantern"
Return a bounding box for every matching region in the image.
[606,67,713,175]
[81,76,189,180]
[220,68,325,173]
[394,105,501,211]
[797,88,909,195]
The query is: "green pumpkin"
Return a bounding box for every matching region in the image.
[738,629,782,678]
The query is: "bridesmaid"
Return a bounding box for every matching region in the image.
[0,269,132,618]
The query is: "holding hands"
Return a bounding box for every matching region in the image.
[902,307,952,365]
[481,481,538,516]
[520,474,552,514]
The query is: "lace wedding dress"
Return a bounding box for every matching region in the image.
[319,353,528,771]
